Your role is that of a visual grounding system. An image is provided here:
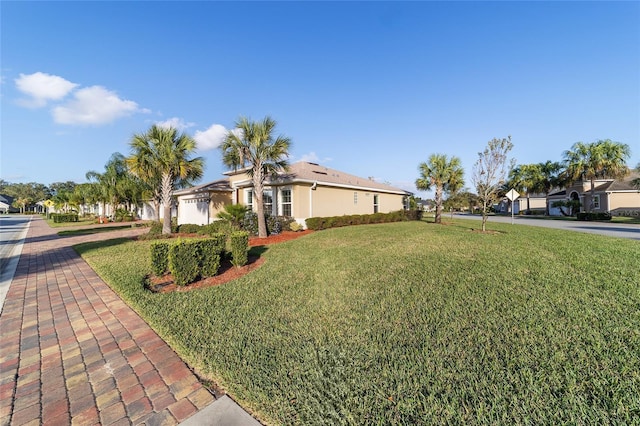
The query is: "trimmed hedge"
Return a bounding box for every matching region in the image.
[168,240,200,286]
[305,210,422,231]
[51,213,79,223]
[150,235,227,285]
[577,212,612,221]
[178,223,202,234]
[230,231,249,267]
[150,242,170,276]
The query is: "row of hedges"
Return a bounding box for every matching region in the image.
[50,213,79,223]
[577,212,612,221]
[150,231,249,286]
[305,209,423,231]
[242,213,294,236]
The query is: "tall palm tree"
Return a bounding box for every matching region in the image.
[416,154,464,224]
[220,116,291,238]
[128,125,204,234]
[86,153,131,219]
[563,139,630,212]
[508,164,541,214]
[532,160,563,215]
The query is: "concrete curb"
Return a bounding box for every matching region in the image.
[0,216,31,314]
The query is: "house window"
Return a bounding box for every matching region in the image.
[263,189,273,214]
[246,190,253,211]
[373,194,379,213]
[280,188,292,217]
[354,192,358,205]
[593,194,600,210]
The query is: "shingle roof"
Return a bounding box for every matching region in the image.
[271,162,411,194]
[173,178,231,195]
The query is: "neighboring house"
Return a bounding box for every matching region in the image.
[496,194,547,215]
[547,174,640,217]
[173,161,412,226]
[0,194,16,214]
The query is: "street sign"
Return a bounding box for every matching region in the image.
[506,189,520,201]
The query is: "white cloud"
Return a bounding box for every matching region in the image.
[52,85,144,125]
[15,72,78,108]
[156,117,195,131]
[296,152,333,164]
[194,124,228,151]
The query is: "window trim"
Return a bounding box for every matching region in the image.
[280,187,292,217]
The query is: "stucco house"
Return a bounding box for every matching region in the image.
[173,161,412,226]
[0,194,14,214]
[547,174,640,217]
[496,194,547,215]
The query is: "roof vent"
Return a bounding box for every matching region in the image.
[308,162,319,166]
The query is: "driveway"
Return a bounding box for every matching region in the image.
[452,213,640,240]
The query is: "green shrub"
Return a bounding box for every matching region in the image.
[243,212,293,236]
[150,241,171,276]
[230,231,249,267]
[194,238,224,277]
[168,240,200,286]
[198,220,236,238]
[178,223,202,234]
[305,210,416,230]
[52,213,79,223]
[290,221,304,232]
[577,212,612,221]
[115,208,135,222]
[217,204,248,228]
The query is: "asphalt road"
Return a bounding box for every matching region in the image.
[0,215,31,312]
[452,213,640,240]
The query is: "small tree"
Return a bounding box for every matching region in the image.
[415,154,464,224]
[472,136,515,231]
[217,203,248,229]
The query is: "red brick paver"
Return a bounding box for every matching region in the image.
[0,218,215,425]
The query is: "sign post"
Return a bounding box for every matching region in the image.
[505,189,520,225]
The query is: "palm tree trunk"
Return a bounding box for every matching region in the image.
[161,172,173,234]
[253,171,268,238]
[588,178,595,213]
[434,185,443,224]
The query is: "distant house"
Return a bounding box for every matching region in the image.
[547,174,640,217]
[0,194,18,214]
[173,161,412,226]
[496,194,547,215]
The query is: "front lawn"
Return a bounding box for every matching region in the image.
[75,220,640,425]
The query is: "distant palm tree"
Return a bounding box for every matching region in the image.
[632,163,640,190]
[563,139,630,212]
[508,164,541,213]
[86,153,130,219]
[416,154,464,224]
[128,125,204,234]
[220,116,291,238]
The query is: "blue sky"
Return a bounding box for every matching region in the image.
[2,1,639,197]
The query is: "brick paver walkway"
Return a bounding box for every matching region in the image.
[0,218,215,425]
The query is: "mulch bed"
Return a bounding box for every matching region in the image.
[146,230,313,293]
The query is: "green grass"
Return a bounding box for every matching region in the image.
[75,220,640,425]
[57,224,135,236]
[46,215,97,228]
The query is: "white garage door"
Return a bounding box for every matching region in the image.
[178,198,209,225]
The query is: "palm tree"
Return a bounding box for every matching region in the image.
[86,153,131,219]
[415,154,464,224]
[128,125,204,234]
[508,164,541,214]
[632,163,640,190]
[220,116,291,238]
[563,139,630,212]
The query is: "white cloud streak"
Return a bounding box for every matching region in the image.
[52,86,144,125]
[156,117,195,131]
[15,72,78,108]
[194,124,228,151]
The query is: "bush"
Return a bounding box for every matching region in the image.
[217,204,248,228]
[51,213,79,223]
[198,220,236,238]
[290,221,304,232]
[230,231,249,267]
[168,240,200,286]
[194,237,224,277]
[243,212,294,236]
[148,221,163,236]
[305,210,416,230]
[577,212,612,221]
[178,223,202,234]
[150,241,170,276]
[115,208,135,222]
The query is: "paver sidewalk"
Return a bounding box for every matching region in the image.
[0,218,216,425]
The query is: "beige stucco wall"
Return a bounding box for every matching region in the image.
[309,186,405,217]
[607,192,640,215]
[210,192,233,219]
